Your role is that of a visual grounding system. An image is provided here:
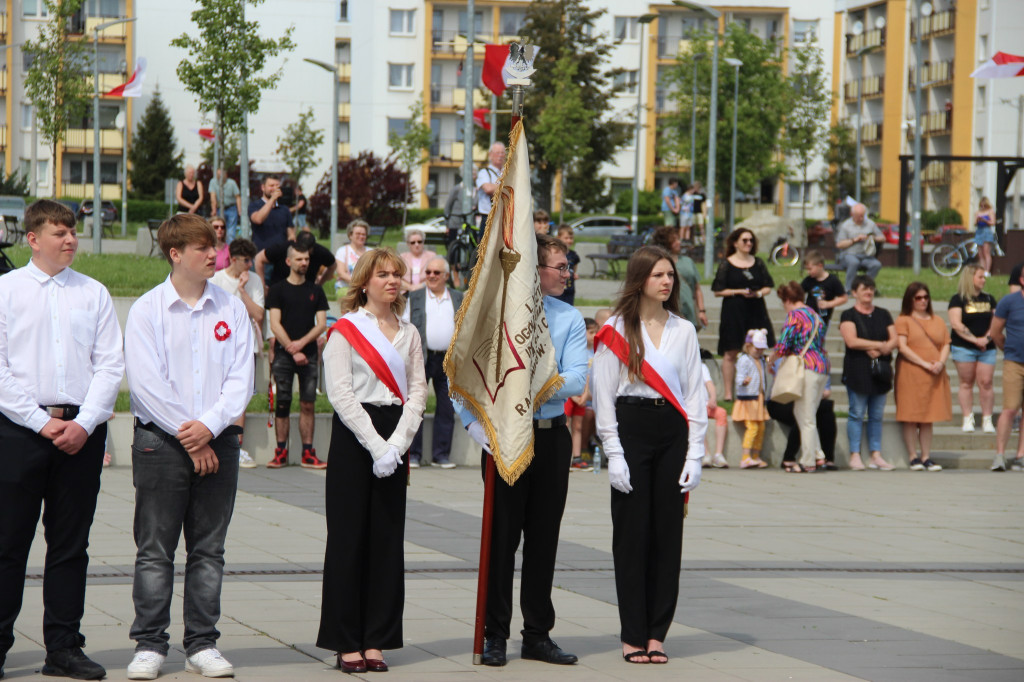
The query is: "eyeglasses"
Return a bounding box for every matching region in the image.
[914,294,930,301]
[738,238,753,243]
[539,264,571,274]
[212,225,226,230]
[424,269,444,275]
[408,240,423,245]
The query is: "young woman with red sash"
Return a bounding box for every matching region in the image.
[316,248,427,673]
[592,246,708,665]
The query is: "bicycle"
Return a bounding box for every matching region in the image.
[769,234,801,267]
[445,212,482,289]
[930,233,1005,277]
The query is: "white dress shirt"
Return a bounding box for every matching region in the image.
[209,269,264,354]
[0,260,123,434]
[125,277,254,438]
[323,307,427,460]
[424,288,455,351]
[592,313,708,462]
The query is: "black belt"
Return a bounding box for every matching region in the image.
[135,418,243,439]
[616,396,668,407]
[426,350,447,357]
[41,404,80,419]
[533,414,567,429]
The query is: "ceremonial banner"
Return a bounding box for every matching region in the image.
[445,121,562,485]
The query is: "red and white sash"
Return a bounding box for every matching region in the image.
[327,312,408,404]
[595,317,688,423]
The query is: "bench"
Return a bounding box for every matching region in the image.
[423,231,449,249]
[367,225,388,247]
[587,234,645,279]
[145,219,162,256]
[1,215,24,245]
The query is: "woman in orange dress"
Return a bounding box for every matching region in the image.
[894,282,952,471]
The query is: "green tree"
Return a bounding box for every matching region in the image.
[818,122,858,213]
[660,24,790,214]
[477,0,629,212]
[534,50,592,222]
[129,88,184,199]
[388,97,433,226]
[23,0,91,194]
[783,40,832,220]
[276,107,324,185]
[201,131,241,170]
[171,0,295,172]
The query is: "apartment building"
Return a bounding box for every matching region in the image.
[4,0,134,201]
[832,0,1024,225]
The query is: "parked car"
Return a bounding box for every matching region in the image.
[77,200,118,227]
[929,224,971,244]
[402,215,446,240]
[568,214,633,236]
[880,223,924,246]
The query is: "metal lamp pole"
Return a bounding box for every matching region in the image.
[305,58,340,247]
[724,58,741,231]
[690,53,703,186]
[674,1,721,277]
[630,14,657,233]
[461,0,476,224]
[911,1,932,274]
[93,17,135,254]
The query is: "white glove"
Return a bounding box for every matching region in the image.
[372,445,403,478]
[679,459,702,493]
[607,454,632,494]
[467,421,492,454]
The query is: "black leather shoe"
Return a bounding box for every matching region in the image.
[42,647,106,679]
[481,636,507,666]
[521,638,578,665]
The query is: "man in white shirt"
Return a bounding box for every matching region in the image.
[209,237,264,469]
[123,214,254,680]
[406,257,463,468]
[476,142,506,225]
[0,199,123,681]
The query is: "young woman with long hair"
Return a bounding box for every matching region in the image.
[592,246,707,665]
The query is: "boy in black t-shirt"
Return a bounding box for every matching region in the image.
[801,250,847,329]
[265,243,329,469]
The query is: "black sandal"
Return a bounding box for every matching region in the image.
[623,650,649,664]
[648,650,669,664]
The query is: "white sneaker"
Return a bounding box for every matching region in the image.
[185,648,234,678]
[127,651,165,680]
[702,453,712,467]
[712,453,729,468]
[991,455,1007,472]
[962,414,975,433]
[238,449,257,469]
[981,415,995,433]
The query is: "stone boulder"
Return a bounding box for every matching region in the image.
[734,209,807,250]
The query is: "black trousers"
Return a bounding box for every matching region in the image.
[480,424,571,643]
[317,405,406,653]
[610,403,688,647]
[766,398,837,463]
[0,414,106,655]
[410,351,455,463]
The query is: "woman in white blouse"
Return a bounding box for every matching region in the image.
[591,246,707,665]
[399,228,437,293]
[333,219,372,294]
[316,248,427,673]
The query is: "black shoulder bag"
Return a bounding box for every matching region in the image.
[853,312,893,391]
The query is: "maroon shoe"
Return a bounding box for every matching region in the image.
[364,656,388,672]
[336,654,366,674]
[267,447,288,469]
[300,448,327,469]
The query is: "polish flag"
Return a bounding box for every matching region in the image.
[473,108,491,130]
[971,52,1024,79]
[104,57,147,97]
[482,44,510,97]
[192,128,216,141]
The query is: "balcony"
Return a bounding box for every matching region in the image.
[0,69,6,96]
[922,110,952,135]
[86,16,130,40]
[909,60,953,88]
[656,35,690,60]
[431,29,496,56]
[863,167,880,189]
[60,183,122,201]
[430,138,485,164]
[87,72,129,94]
[337,63,351,80]
[912,9,955,41]
[0,126,6,150]
[62,129,125,153]
[861,121,882,144]
[922,160,950,185]
[847,27,885,55]
[654,88,679,114]
[0,12,7,41]
[338,141,350,158]
[844,74,884,101]
[430,84,458,108]
[337,102,350,119]
[454,87,487,109]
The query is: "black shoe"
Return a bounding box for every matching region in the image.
[42,647,105,679]
[481,636,507,666]
[521,638,578,665]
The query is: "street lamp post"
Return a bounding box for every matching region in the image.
[690,53,704,186]
[461,0,476,225]
[724,58,741,231]
[674,1,721,278]
[630,14,658,234]
[304,58,340,248]
[93,17,135,254]
[911,1,932,274]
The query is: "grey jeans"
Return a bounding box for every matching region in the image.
[129,423,239,656]
[838,252,882,290]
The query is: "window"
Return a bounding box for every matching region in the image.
[787,182,813,204]
[68,159,117,184]
[23,0,48,17]
[37,160,49,186]
[390,9,415,35]
[613,70,639,94]
[339,122,350,144]
[458,10,484,36]
[680,17,705,35]
[337,0,348,23]
[793,19,817,43]
[86,0,121,18]
[96,47,125,74]
[614,16,638,42]
[978,35,988,63]
[977,85,986,111]
[388,63,413,89]
[335,41,351,65]
[500,9,526,36]
[21,104,34,129]
[388,118,409,140]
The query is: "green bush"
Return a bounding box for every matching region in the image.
[614,189,662,215]
[114,199,172,222]
[405,207,444,224]
[922,207,963,231]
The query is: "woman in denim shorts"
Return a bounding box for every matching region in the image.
[974,197,996,274]
[947,265,997,433]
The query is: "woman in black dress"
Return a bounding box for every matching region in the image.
[711,228,775,400]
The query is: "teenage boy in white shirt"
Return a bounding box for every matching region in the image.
[0,199,123,681]
[124,213,254,680]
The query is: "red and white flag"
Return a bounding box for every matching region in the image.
[971,52,1024,79]
[473,108,491,130]
[482,44,510,97]
[104,57,147,97]
[192,128,216,141]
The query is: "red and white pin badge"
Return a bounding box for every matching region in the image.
[214,321,232,341]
